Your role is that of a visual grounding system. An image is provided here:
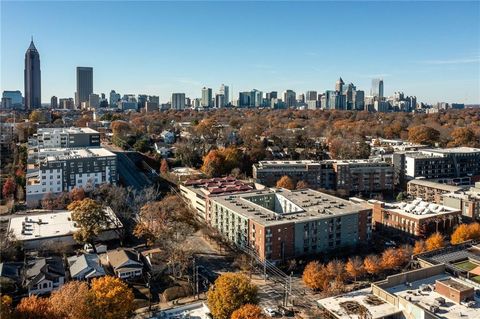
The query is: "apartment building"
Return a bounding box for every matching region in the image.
[209,188,372,261]
[332,160,394,194]
[26,148,117,207]
[442,182,480,221]
[179,177,261,220]
[252,160,336,189]
[371,198,461,238]
[393,147,480,184]
[407,179,464,203]
[28,127,100,149]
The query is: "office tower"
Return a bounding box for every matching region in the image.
[2,91,23,109]
[50,96,58,109]
[298,93,305,104]
[239,92,251,107]
[252,89,263,107]
[89,93,100,108]
[185,97,191,107]
[371,78,384,98]
[193,98,201,108]
[215,94,225,108]
[75,67,93,108]
[266,91,278,100]
[109,90,120,107]
[149,96,160,104]
[353,90,365,110]
[335,77,344,93]
[219,84,229,105]
[59,98,74,109]
[306,91,317,101]
[344,83,356,110]
[201,87,212,108]
[24,39,41,109]
[172,93,186,110]
[283,90,296,108]
[137,94,148,109]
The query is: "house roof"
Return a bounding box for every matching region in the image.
[68,254,105,279]
[26,257,65,288]
[107,249,142,271]
[0,262,23,280]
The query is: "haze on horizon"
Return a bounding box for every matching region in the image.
[1,0,479,104]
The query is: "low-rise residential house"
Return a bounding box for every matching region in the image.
[161,130,176,144]
[106,248,143,279]
[25,257,65,295]
[154,143,172,157]
[68,254,106,280]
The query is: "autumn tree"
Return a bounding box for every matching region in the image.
[448,127,479,147]
[326,259,346,284]
[111,120,131,138]
[231,304,266,319]
[345,256,365,282]
[380,248,403,270]
[28,110,44,123]
[201,149,225,177]
[408,125,440,145]
[296,180,309,189]
[69,187,85,202]
[1,294,13,318]
[363,255,381,275]
[207,273,258,319]
[302,261,329,291]
[160,158,169,175]
[276,175,295,190]
[425,232,445,251]
[89,276,135,319]
[68,198,110,251]
[451,223,480,244]
[413,240,427,254]
[2,178,16,199]
[15,295,58,319]
[50,281,90,319]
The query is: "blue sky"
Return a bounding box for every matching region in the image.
[1,1,479,104]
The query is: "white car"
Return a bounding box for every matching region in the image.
[263,307,278,317]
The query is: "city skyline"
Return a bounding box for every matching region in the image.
[1,1,479,104]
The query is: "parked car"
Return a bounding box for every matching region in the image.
[263,307,278,317]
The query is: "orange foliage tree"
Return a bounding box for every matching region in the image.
[425,232,445,251]
[276,175,295,190]
[451,223,480,244]
[345,256,365,282]
[363,255,381,275]
[302,261,329,291]
[89,276,135,319]
[15,295,58,319]
[49,281,90,319]
[413,240,427,254]
[231,304,266,319]
[407,125,440,145]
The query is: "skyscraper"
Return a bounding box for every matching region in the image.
[109,90,120,107]
[335,77,344,93]
[371,78,384,98]
[75,67,93,108]
[172,93,186,110]
[50,96,58,109]
[215,94,225,108]
[219,84,229,105]
[201,87,212,108]
[283,90,296,108]
[24,39,41,109]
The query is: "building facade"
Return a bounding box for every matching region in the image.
[28,127,100,149]
[209,188,372,261]
[407,179,464,204]
[172,93,186,110]
[75,67,93,108]
[24,40,41,109]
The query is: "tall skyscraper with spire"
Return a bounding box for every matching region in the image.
[24,38,41,109]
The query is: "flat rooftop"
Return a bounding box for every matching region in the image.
[383,198,460,220]
[212,188,367,226]
[183,177,255,196]
[408,179,465,192]
[406,147,480,159]
[8,208,121,241]
[36,127,99,134]
[318,287,400,319]
[156,302,211,319]
[43,147,116,161]
[387,274,480,319]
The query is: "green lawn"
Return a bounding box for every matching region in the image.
[471,276,480,284]
[453,260,479,271]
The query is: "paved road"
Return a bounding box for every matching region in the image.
[115,151,154,190]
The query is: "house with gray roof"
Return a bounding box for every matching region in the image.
[106,248,143,279]
[67,254,105,280]
[25,257,65,295]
